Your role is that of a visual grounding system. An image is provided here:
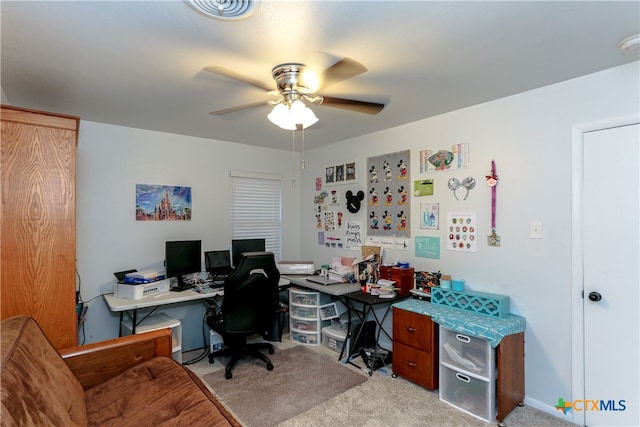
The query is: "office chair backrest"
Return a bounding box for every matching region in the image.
[222,251,280,334]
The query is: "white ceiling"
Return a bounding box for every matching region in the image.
[2,1,638,151]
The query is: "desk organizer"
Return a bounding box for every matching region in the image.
[431,288,510,319]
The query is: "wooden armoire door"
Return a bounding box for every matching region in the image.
[1,105,79,349]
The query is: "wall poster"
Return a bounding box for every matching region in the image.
[420,202,439,229]
[324,160,357,186]
[446,212,477,252]
[420,143,469,173]
[345,221,363,249]
[136,184,192,221]
[367,150,411,237]
[416,236,440,259]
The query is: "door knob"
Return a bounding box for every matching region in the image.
[588,291,602,302]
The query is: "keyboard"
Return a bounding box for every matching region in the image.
[171,284,195,292]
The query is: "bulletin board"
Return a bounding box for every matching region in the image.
[366,150,411,237]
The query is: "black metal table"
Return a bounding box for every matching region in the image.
[340,290,410,375]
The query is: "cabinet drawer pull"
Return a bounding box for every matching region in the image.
[405,361,417,367]
[455,333,471,343]
[455,372,471,383]
[405,326,417,333]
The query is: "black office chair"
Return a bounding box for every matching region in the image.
[210,251,280,379]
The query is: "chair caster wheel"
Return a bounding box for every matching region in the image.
[267,363,274,371]
[392,374,398,378]
[268,347,275,354]
[225,371,232,379]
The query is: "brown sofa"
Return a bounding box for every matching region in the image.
[1,315,241,427]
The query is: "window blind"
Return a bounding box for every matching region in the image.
[230,172,282,262]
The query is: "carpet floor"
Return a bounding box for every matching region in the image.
[187,337,577,427]
[202,345,368,427]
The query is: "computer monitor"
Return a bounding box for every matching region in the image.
[165,240,202,290]
[231,238,265,267]
[204,250,233,276]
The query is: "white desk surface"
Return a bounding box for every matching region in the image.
[283,275,360,296]
[104,277,291,312]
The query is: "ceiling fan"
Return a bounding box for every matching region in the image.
[205,58,385,123]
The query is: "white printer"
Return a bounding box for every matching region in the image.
[115,278,171,300]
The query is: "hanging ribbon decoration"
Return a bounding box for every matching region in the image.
[486,160,500,247]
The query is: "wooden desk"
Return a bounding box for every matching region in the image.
[104,288,222,334]
[343,291,411,375]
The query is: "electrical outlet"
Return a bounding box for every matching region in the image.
[530,221,543,239]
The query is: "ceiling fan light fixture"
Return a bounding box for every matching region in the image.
[267,101,318,130]
[619,34,640,54]
[184,0,260,21]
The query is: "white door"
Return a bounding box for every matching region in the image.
[583,123,639,426]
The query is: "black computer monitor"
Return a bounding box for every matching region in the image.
[231,238,265,267]
[165,240,202,290]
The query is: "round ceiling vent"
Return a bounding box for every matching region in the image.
[184,0,260,21]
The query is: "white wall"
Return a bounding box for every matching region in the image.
[76,123,301,350]
[297,62,639,417]
[76,61,638,418]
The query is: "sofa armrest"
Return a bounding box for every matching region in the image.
[59,328,173,389]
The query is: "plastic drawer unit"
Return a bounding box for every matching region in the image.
[321,319,361,355]
[321,326,347,352]
[439,326,494,378]
[289,287,330,346]
[439,326,496,422]
[440,364,496,422]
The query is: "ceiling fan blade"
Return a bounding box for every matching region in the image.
[204,66,274,92]
[209,101,271,116]
[319,96,384,115]
[319,58,368,90]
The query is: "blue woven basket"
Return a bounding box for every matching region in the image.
[431,288,510,318]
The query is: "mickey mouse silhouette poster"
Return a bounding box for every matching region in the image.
[367,150,410,237]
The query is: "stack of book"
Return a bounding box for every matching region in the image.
[371,279,398,298]
[327,268,353,283]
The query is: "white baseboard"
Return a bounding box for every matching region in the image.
[523,396,576,424]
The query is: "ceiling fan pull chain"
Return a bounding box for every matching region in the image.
[301,128,306,170]
[291,130,296,189]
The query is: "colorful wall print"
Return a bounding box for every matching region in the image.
[420,203,439,229]
[446,212,477,252]
[414,179,434,196]
[323,211,337,231]
[420,143,469,173]
[136,184,192,221]
[367,150,411,237]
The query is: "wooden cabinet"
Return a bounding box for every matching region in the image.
[380,266,414,295]
[495,332,525,421]
[1,105,79,349]
[392,307,439,390]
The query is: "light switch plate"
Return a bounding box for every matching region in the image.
[530,221,543,239]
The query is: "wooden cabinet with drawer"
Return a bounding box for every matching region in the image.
[392,307,439,390]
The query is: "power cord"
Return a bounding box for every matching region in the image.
[183,310,210,365]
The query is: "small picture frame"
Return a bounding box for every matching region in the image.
[325,161,357,186]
